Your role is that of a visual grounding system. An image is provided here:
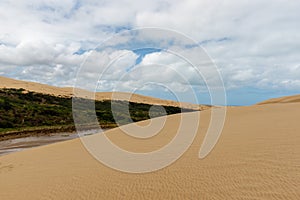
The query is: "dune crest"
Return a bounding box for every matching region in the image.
[257,94,300,105]
[0,76,209,110]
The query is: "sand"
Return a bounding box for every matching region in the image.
[0,101,299,199]
[257,94,300,105]
[0,76,208,110]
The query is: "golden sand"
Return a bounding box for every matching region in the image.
[0,101,299,199]
[257,94,300,105]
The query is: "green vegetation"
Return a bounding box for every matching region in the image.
[0,88,196,138]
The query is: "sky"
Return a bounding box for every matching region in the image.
[0,0,299,105]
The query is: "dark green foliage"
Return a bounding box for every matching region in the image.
[0,88,73,130]
[0,88,196,132]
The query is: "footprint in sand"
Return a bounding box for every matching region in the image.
[0,162,14,173]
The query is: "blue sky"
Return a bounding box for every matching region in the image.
[133,48,162,65]
[0,0,299,105]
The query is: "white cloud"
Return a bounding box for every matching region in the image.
[0,0,299,100]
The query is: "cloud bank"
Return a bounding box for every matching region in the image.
[0,0,299,105]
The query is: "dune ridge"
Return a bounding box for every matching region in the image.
[257,94,300,105]
[0,76,209,110]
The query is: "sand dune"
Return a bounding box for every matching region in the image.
[257,94,300,105]
[0,101,299,199]
[0,76,208,110]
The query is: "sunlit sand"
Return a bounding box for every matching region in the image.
[0,97,299,199]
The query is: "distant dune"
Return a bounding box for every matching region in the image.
[0,76,209,110]
[257,94,300,105]
[0,94,299,199]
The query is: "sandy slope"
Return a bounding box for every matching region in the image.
[0,101,299,199]
[0,76,208,110]
[257,94,300,105]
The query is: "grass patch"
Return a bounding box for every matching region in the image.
[0,88,196,137]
